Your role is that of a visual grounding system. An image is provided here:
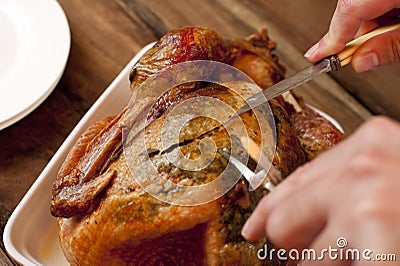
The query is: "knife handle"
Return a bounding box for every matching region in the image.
[337,22,400,66]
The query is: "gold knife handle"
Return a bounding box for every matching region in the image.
[336,22,400,67]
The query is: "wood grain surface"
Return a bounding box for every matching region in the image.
[1,0,398,264]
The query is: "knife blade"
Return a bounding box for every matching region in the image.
[236,55,340,116]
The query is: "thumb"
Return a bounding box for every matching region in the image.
[352,29,400,72]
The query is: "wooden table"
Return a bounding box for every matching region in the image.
[1,0,399,264]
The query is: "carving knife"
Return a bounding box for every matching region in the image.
[236,22,400,115]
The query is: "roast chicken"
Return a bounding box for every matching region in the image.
[51,27,344,265]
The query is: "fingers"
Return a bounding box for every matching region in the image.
[304,0,400,62]
[240,166,318,242]
[351,28,400,72]
[241,135,350,242]
[241,162,325,242]
[264,180,327,250]
[242,116,400,242]
[241,145,347,243]
[240,194,270,241]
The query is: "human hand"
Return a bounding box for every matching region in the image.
[304,0,400,72]
[242,116,400,264]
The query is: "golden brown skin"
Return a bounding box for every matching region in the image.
[53,26,342,265]
[51,112,124,217]
[129,26,226,92]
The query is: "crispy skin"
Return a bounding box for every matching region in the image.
[54,27,341,265]
[129,26,226,92]
[51,113,123,217]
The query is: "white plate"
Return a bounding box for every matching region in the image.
[0,0,70,130]
[3,42,342,265]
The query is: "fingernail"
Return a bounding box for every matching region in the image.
[304,42,319,59]
[354,52,379,72]
[241,221,251,239]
